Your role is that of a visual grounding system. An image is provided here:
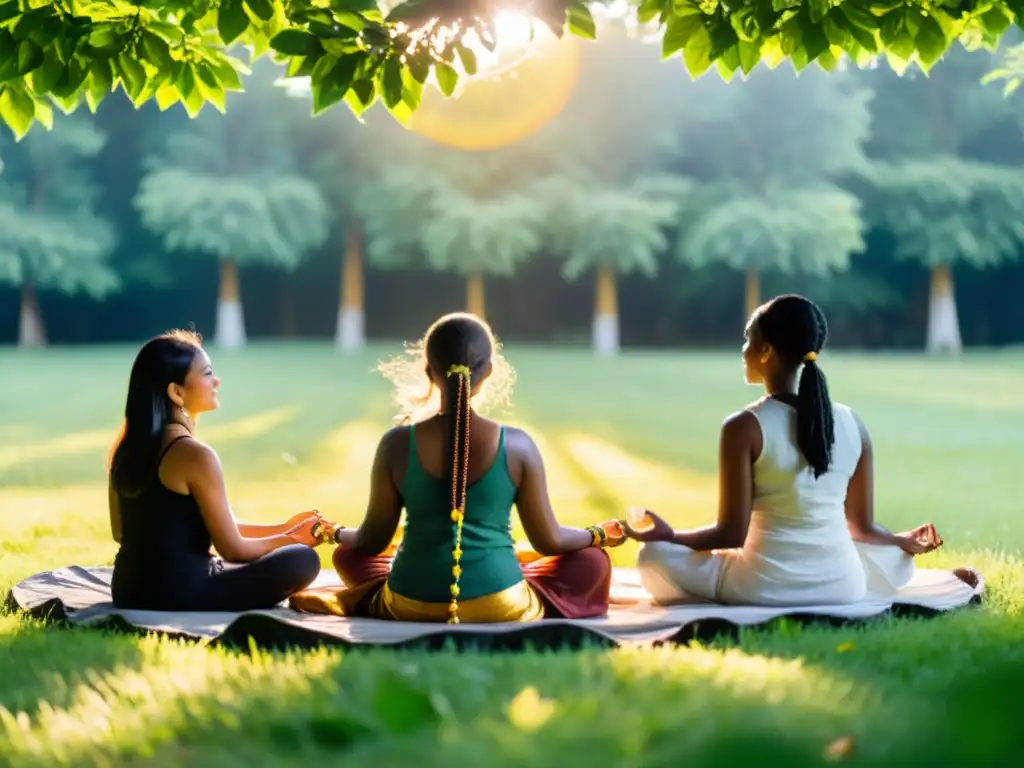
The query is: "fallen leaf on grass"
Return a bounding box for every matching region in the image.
[825,735,855,761]
[507,686,556,732]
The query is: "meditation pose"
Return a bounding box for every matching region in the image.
[321,312,625,623]
[627,295,976,606]
[108,330,323,611]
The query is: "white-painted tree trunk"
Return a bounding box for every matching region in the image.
[926,265,962,354]
[593,266,619,356]
[335,225,365,351]
[215,258,246,349]
[336,307,364,351]
[592,314,619,357]
[18,284,46,348]
[215,299,246,349]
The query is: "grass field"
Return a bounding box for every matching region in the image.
[1,343,1022,766]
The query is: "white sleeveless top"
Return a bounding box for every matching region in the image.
[717,397,869,605]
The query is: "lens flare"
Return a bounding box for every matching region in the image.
[406,13,582,151]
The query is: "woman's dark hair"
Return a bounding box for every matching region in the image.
[422,313,495,623]
[109,330,203,498]
[752,295,834,479]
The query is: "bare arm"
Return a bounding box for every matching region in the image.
[108,478,122,544]
[510,429,593,556]
[184,443,306,562]
[844,413,904,547]
[669,412,757,551]
[334,429,404,555]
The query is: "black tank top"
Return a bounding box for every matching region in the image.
[111,435,215,608]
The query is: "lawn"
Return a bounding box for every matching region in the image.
[1,343,1022,766]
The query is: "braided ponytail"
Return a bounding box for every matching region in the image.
[445,364,472,624]
[796,350,834,479]
[757,295,835,479]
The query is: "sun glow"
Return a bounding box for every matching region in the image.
[406,12,582,150]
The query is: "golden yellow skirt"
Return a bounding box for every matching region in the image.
[372,580,545,623]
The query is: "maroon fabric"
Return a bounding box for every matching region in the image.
[331,545,612,620]
[521,548,612,619]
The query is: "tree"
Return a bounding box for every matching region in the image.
[356,159,545,319]
[536,174,683,355]
[671,65,871,319]
[134,61,331,348]
[293,105,395,351]
[0,112,116,346]
[856,44,1023,353]
[0,0,1015,137]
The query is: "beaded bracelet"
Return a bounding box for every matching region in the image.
[586,524,607,548]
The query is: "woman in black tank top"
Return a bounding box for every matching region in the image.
[108,330,329,611]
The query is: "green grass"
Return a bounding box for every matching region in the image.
[1,343,1022,766]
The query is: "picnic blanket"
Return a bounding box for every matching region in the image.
[6,566,983,650]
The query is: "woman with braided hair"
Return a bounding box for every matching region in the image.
[627,295,976,606]
[322,312,625,623]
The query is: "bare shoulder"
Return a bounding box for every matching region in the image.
[377,425,411,458]
[721,409,760,439]
[170,438,221,475]
[503,426,540,461]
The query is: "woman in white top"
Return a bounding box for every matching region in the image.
[627,294,976,606]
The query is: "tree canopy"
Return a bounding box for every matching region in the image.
[134,61,331,268]
[0,112,117,296]
[0,0,1020,137]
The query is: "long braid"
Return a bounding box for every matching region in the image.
[446,364,473,624]
[759,295,835,479]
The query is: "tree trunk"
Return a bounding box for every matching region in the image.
[466,271,485,318]
[215,257,246,349]
[744,268,760,319]
[926,265,962,354]
[18,283,46,348]
[592,265,619,357]
[335,225,365,351]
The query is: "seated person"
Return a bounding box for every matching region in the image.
[626,294,977,606]
[108,330,325,611]
[321,312,625,623]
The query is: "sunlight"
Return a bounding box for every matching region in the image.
[461,12,537,77]
[0,407,297,472]
[223,420,381,523]
[406,13,582,150]
[558,432,718,525]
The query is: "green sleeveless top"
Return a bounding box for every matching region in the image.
[387,425,524,603]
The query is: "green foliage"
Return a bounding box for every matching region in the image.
[0,0,1019,136]
[857,158,1024,268]
[536,174,686,279]
[356,165,545,276]
[671,66,871,275]
[0,111,117,295]
[678,184,865,274]
[134,61,331,268]
[866,43,1010,159]
[135,168,330,268]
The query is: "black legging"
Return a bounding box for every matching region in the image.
[188,544,322,611]
[113,545,321,612]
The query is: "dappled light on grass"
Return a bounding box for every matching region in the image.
[559,431,717,526]
[1,347,1022,763]
[221,419,382,524]
[0,406,297,475]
